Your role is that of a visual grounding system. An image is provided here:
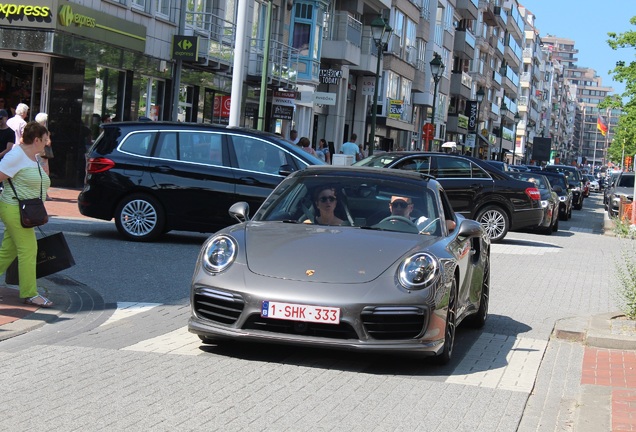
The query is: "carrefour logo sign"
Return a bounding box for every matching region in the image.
[58,4,95,28]
[0,3,51,19]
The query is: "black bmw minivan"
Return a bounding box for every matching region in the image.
[78,122,323,241]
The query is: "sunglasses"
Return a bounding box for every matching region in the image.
[319,196,337,203]
[391,200,411,208]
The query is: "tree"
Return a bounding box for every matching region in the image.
[601,16,636,166]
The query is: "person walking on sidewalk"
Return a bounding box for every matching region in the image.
[6,103,28,147]
[341,134,359,158]
[0,109,15,160]
[0,121,52,307]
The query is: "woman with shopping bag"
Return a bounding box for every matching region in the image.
[0,121,52,307]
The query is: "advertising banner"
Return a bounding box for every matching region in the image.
[389,100,403,120]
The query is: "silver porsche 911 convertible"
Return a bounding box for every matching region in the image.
[188,166,490,364]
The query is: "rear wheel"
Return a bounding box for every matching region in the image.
[115,194,166,242]
[552,217,559,232]
[476,206,509,243]
[433,279,458,365]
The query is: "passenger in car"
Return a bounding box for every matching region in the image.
[304,185,347,226]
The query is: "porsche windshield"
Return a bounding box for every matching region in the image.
[254,175,443,236]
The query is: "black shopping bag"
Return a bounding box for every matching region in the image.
[5,232,75,285]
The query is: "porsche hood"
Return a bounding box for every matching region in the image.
[242,222,437,284]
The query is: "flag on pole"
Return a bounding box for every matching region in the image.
[597,115,608,136]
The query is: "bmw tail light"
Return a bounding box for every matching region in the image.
[526,187,541,201]
[86,157,115,174]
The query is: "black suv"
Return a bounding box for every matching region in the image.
[355,152,543,242]
[544,165,584,210]
[78,122,323,241]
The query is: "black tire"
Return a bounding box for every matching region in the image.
[552,217,559,233]
[476,205,509,243]
[567,206,572,219]
[115,193,166,242]
[433,279,458,365]
[574,198,583,210]
[467,257,489,329]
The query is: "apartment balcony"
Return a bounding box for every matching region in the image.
[456,0,478,19]
[413,61,427,93]
[517,95,528,112]
[446,113,470,133]
[502,66,519,95]
[188,12,236,71]
[493,6,508,27]
[481,0,497,26]
[520,72,530,88]
[247,38,300,88]
[350,32,380,75]
[321,12,362,66]
[522,48,532,64]
[450,71,472,99]
[492,69,502,89]
[490,37,505,57]
[453,29,476,60]
[505,5,523,43]
[504,45,521,70]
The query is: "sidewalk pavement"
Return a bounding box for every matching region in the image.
[0,189,635,430]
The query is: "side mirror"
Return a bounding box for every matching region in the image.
[457,219,482,238]
[229,202,250,223]
[279,164,295,177]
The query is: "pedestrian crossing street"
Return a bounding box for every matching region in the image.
[105,302,547,394]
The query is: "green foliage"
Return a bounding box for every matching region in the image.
[614,241,636,319]
[613,216,636,239]
[603,16,636,165]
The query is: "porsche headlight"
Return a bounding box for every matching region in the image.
[203,235,237,273]
[540,200,549,208]
[398,253,439,290]
[559,196,567,202]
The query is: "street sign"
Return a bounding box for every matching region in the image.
[173,35,199,61]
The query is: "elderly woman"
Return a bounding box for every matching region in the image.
[0,121,52,307]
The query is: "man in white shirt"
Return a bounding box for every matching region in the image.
[7,103,28,145]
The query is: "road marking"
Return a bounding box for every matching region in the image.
[492,243,560,255]
[121,326,202,355]
[567,227,594,233]
[100,302,162,327]
[446,333,547,393]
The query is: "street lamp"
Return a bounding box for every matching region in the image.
[511,111,520,163]
[472,87,485,157]
[368,17,392,157]
[429,52,445,152]
[498,102,508,161]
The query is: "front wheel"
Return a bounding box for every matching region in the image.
[433,279,458,365]
[115,193,166,242]
[476,206,509,243]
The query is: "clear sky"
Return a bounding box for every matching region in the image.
[519,0,635,96]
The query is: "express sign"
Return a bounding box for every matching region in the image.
[0,1,54,28]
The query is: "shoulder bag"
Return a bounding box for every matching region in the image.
[7,162,49,228]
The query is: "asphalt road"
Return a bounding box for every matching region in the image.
[0,193,620,431]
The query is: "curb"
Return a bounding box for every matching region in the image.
[553,312,636,350]
[0,283,68,342]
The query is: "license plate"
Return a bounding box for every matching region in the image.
[261,301,340,324]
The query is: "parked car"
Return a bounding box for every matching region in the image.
[508,172,559,234]
[188,166,490,364]
[354,152,543,242]
[484,160,511,172]
[539,171,573,221]
[78,122,324,241]
[510,164,530,172]
[544,165,585,210]
[604,172,621,210]
[585,174,600,193]
[607,172,635,218]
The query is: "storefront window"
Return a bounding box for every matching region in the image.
[94,66,124,122]
[138,76,165,121]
